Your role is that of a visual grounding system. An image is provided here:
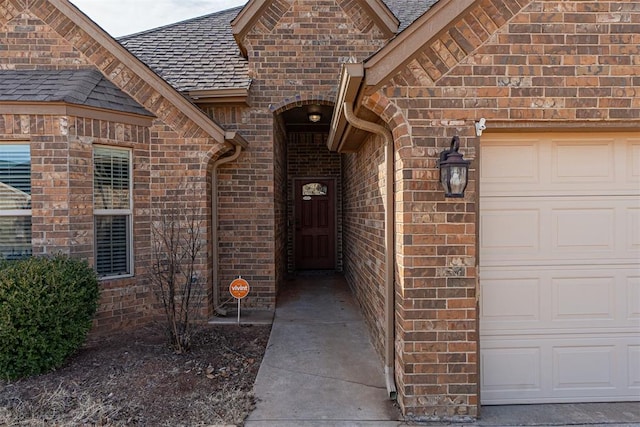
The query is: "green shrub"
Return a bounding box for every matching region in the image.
[0,255,100,380]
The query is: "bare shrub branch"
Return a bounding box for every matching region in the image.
[148,189,206,353]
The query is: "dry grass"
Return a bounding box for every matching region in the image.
[1,383,129,426]
[1,382,253,426]
[0,324,270,426]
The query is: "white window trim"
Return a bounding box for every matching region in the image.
[93,145,134,279]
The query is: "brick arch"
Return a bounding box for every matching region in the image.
[362,92,412,155]
[269,95,335,115]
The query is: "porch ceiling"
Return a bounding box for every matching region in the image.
[281,104,334,133]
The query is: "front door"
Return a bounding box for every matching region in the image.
[295,179,336,270]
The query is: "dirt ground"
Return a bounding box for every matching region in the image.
[0,323,271,426]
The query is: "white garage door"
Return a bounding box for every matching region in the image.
[479,132,640,405]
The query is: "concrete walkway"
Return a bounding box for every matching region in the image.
[245,274,402,426]
[245,274,640,427]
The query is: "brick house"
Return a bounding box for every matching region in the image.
[1,0,638,420]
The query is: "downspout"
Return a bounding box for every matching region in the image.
[212,133,245,315]
[343,102,397,399]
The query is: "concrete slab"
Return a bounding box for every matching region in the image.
[476,402,640,426]
[245,274,402,425]
[208,309,274,326]
[403,402,640,426]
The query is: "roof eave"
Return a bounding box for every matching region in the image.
[231,0,270,58]
[360,0,400,37]
[224,131,249,149]
[0,101,155,127]
[49,0,228,142]
[327,63,365,153]
[364,0,476,91]
[188,87,250,106]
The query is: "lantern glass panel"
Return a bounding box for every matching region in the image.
[448,165,467,196]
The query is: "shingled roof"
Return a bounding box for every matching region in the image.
[119,7,248,93]
[387,0,438,31]
[120,1,436,94]
[0,69,153,117]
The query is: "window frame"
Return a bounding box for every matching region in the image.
[0,142,32,260]
[93,145,134,279]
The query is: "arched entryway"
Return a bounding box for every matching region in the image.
[273,101,342,274]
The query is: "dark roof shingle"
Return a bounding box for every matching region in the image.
[385,0,439,31]
[119,7,249,93]
[0,69,153,116]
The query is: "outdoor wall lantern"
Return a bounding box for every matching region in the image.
[438,136,470,198]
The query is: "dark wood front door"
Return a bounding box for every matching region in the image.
[295,179,336,270]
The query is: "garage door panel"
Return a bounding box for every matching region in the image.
[481,141,540,184]
[482,133,639,196]
[628,208,640,251]
[481,346,542,393]
[481,266,639,333]
[481,133,640,404]
[553,208,614,250]
[482,335,640,404]
[629,346,640,389]
[629,276,640,320]
[629,141,640,182]
[481,276,540,322]
[482,196,638,266]
[552,276,615,321]
[552,140,614,183]
[550,199,635,259]
[481,209,539,253]
[553,345,616,391]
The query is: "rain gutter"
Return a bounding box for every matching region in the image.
[212,132,248,315]
[329,63,397,400]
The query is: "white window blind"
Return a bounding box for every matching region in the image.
[94,147,130,210]
[0,144,32,260]
[94,146,132,277]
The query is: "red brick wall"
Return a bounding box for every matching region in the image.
[342,135,387,355]
[205,105,275,308]
[1,3,229,334]
[355,0,640,419]
[384,0,639,122]
[0,112,156,334]
[214,127,277,308]
[205,106,272,307]
[274,116,288,293]
[0,4,92,69]
[147,124,215,326]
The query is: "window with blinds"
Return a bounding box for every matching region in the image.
[0,144,32,260]
[94,146,132,277]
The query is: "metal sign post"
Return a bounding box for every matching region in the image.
[229,277,250,324]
